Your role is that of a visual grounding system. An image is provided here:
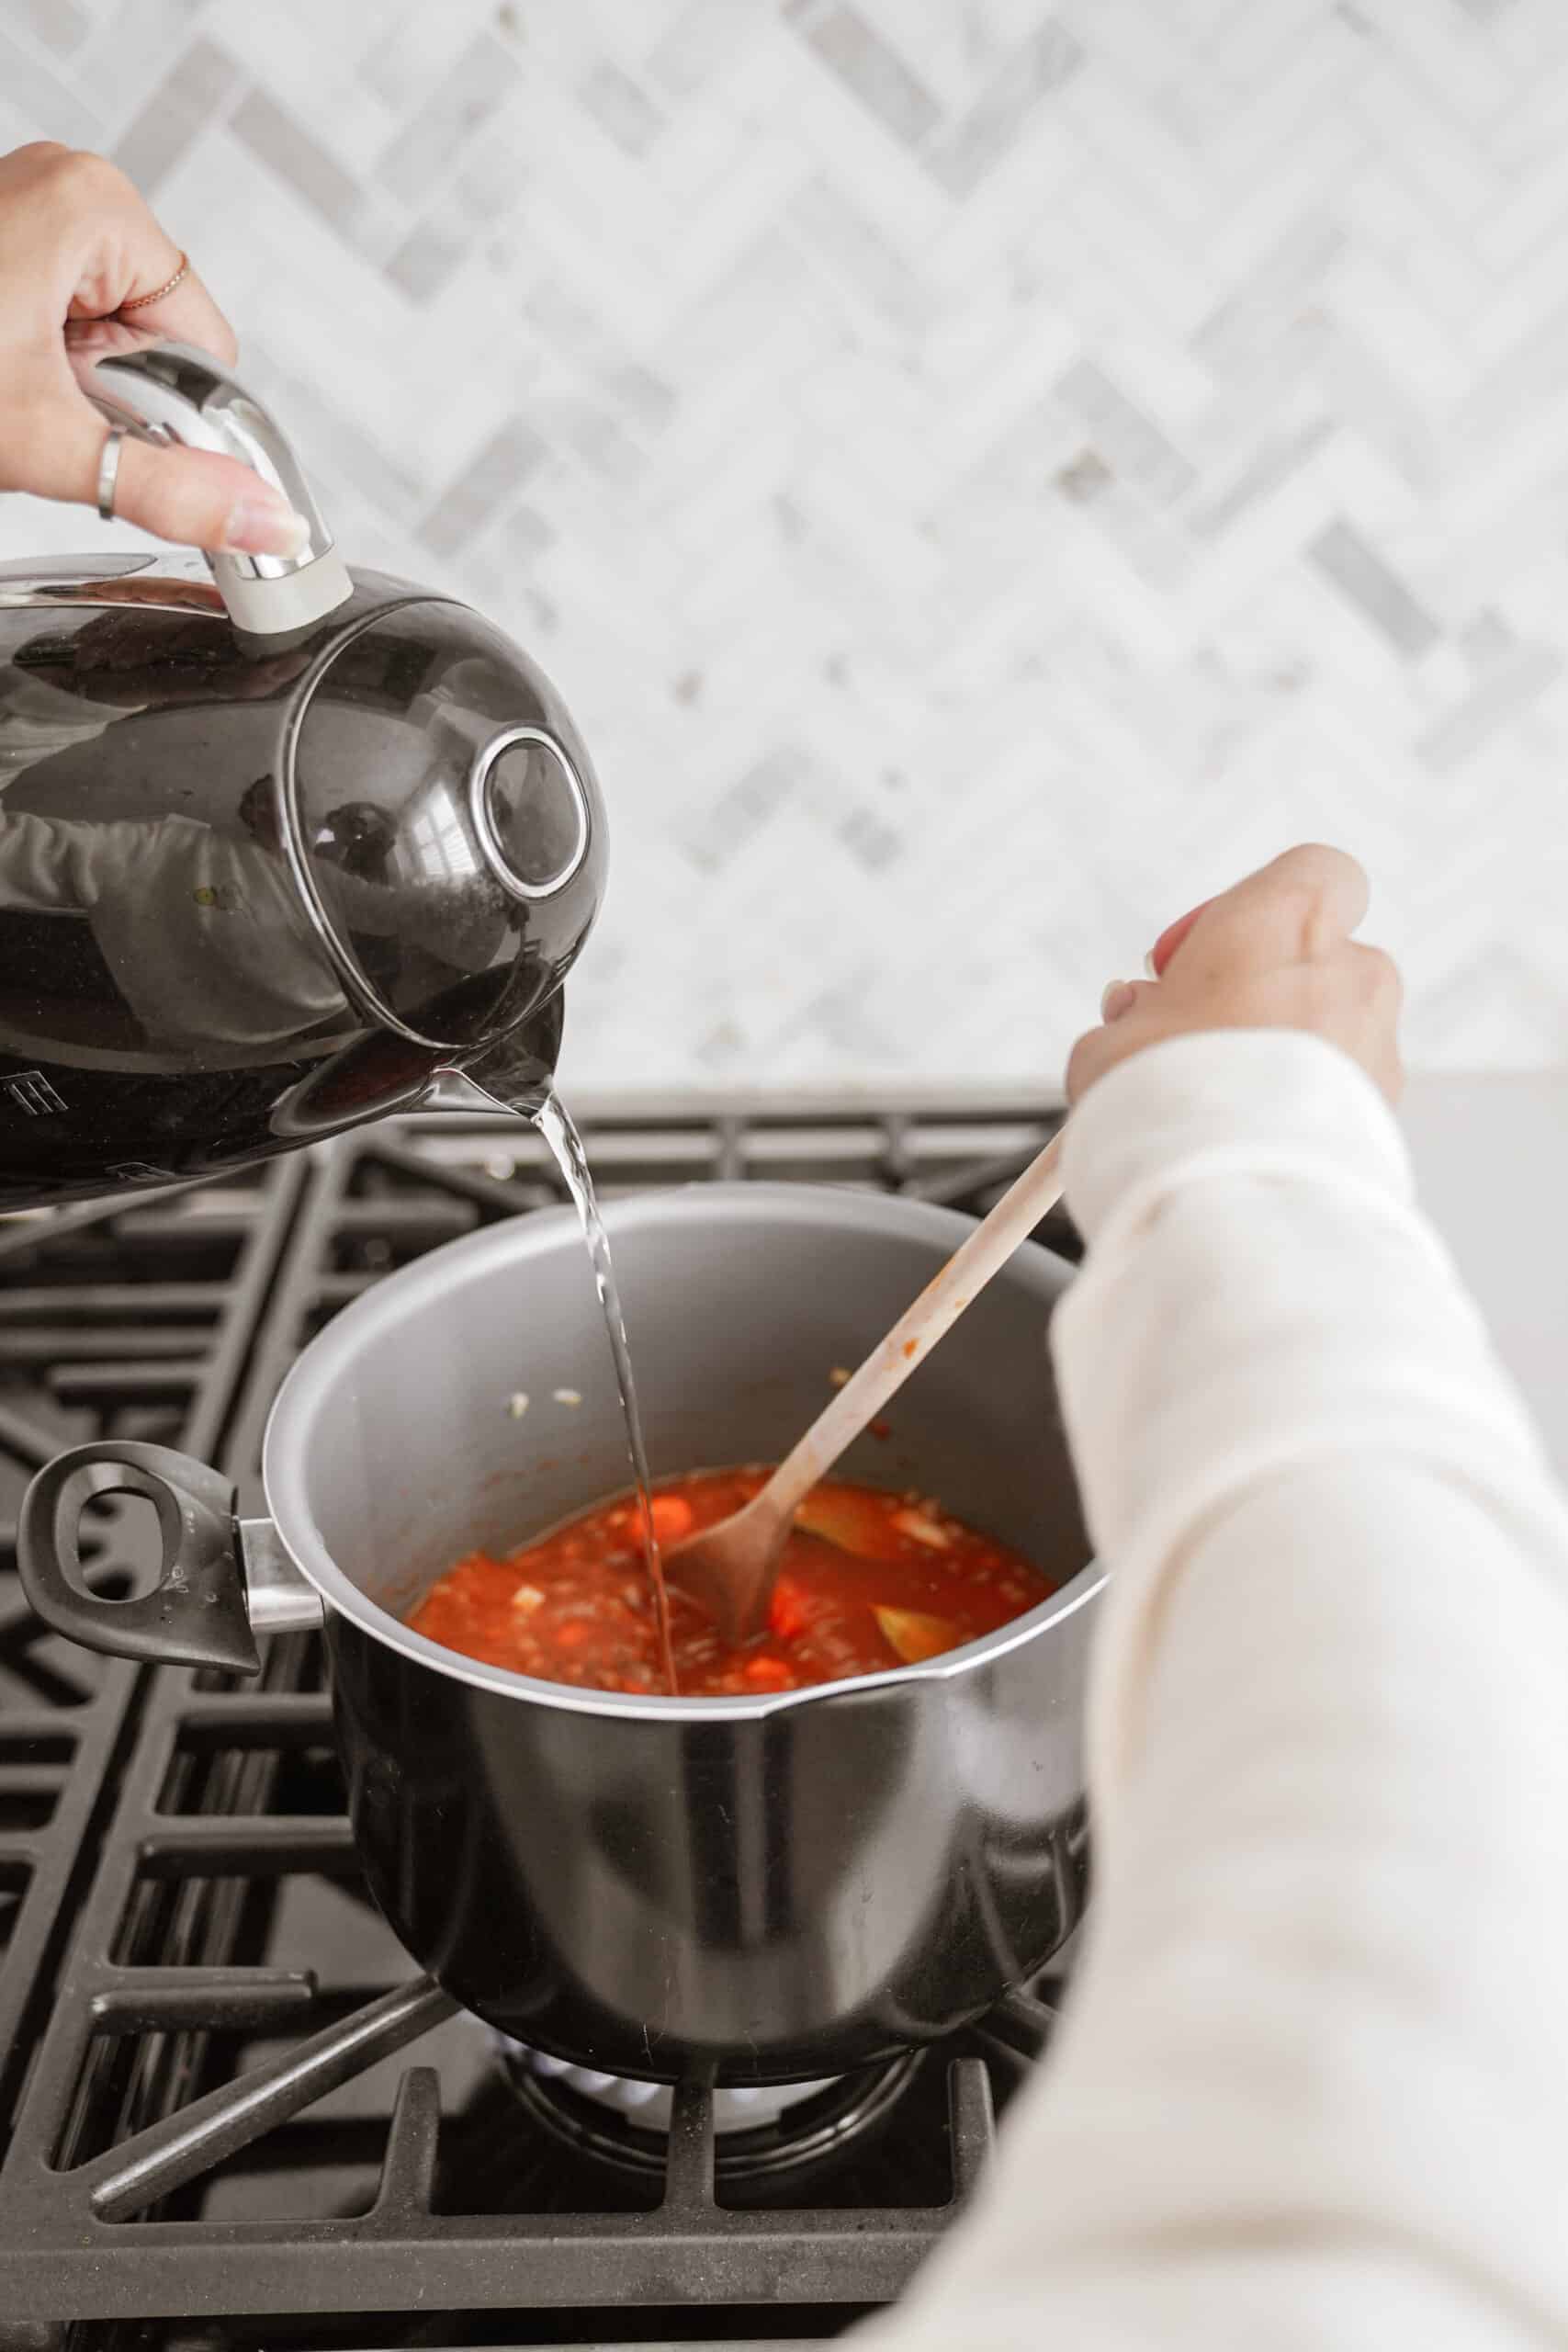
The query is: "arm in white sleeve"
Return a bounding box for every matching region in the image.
[864,1032,1568,2351]
[0,808,87,909]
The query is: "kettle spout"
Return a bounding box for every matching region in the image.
[452,991,566,1120]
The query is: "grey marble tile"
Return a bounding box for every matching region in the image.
[839,804,905,869]
[1054,357,1196,505]
[789,175,924,324]
[684,748,809,873]
[1417,643,1562,771]
[9,0,89,58]
[579,61,666,158]
[420,417,550,560]
[1188,417,1336,538]
[1192,214,1349,370]
[506,504,557,561]
[786,971,898,1065]
[113,35,242,195]
[73,0,205,112]
[375,29,521,203]
[795,4,943,148]
[0,24,103,149]
[648,0,752,96]
[382,222,460,304]
[1308,518,1440,658]
[607,364,679,435]
[237,351,424,514]
[1459,610,1517,671]
[231,85,365,237]
[925,17,1084,197]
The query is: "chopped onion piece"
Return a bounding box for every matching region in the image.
[874,1606,958,1663]
[892,1507,951,1549]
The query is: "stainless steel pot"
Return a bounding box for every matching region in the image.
[19,1183,1103,2084]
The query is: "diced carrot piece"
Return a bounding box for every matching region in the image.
[742,1653,794,1689]
[649,1493,694,1542]
[554,1619,589,1646]
[768,1574,811,1642]
[873,1606,958,1664]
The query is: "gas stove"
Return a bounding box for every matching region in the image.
[0,1093,1078,2350]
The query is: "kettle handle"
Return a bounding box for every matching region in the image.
[17,1441,323,1674]
[66,328,353,638]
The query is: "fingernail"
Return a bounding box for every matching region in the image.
[220,496,310,558]
[1148,899,1213,979]
[1100,979,1137,1023]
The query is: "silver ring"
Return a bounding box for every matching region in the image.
[96,426,127,523]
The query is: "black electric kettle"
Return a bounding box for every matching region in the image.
[0,333,605,1212]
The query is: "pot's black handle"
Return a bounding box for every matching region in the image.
[18,1441,262,1675]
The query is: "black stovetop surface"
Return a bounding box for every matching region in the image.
[0,1097,1077,2352]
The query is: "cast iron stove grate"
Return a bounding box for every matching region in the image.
[0,1096,1077,2351]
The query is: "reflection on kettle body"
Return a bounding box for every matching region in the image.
[0,780,525,1058]
[0,795,349,1054]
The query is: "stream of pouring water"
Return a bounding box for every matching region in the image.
[525,1091,680,1696]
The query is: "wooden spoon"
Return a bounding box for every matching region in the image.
[665,1126,1067,1639]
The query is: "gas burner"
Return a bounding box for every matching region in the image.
[493,2030,922,2184]
[493,2029,841,2132]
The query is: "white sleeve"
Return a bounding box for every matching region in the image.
[0,809,88,910]
[862,1031,1568,2351]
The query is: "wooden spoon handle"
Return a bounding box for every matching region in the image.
[761,1126,1068,1525]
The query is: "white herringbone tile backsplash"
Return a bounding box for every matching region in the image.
[4,0,1567,1090]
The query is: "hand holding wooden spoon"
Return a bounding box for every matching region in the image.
[670,844,1402,1641]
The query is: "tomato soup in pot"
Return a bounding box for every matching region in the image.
[408,1471,1055,1698]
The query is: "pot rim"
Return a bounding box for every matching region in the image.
[262,1180,1108,1721]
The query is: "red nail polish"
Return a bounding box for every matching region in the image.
[1149,899,1212,977]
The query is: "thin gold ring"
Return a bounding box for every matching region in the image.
[120,252,189,313]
